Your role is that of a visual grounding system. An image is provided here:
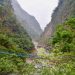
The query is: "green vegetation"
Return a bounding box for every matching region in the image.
[52,18,75,53]
[0,1,34,53]
[0,1,35,74]
[44,18,75,75]
[40,62,75,75]
[0,54,35,75]
[0,0,75,75]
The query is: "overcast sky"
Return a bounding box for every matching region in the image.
[17,0,59,30]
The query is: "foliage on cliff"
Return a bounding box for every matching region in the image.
[0,0,35,74]
[0,0,34,54]
[41,18,75,75]
[51,18,75,53]
[41,0,75,45]
[0,0,75,75]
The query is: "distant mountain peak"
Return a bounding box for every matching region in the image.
[40,0,75,45]
[11,0,42,41]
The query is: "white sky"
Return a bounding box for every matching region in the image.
[17,0,59,30]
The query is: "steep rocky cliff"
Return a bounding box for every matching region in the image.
[41,0,75,45]
[0,0,34,53]
[11,0,42,41]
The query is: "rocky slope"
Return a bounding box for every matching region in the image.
[40,0,75,45]
[0,0,34,52]
[11,0,42,41]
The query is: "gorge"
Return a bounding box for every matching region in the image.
[11,0,42,41]
[40,0,75,46]
[0,0,75,75]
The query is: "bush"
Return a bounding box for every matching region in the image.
[40,62,75,75]
[51,18,75,53]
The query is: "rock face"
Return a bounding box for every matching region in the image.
[41,0,75,45]
[11,0,42,41]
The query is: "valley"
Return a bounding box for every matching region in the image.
[0,0,75,75]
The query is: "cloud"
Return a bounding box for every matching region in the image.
[17,0,59,30]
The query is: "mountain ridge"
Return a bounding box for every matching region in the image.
[0,0,34,53]
[40,0,75,45]
[11,0,42,41]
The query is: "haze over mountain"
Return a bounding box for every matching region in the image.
[11,0,42,41]
[17,0,59,30]
[40,0,75,45]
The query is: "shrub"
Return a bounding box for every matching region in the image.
[51,18,75,53]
